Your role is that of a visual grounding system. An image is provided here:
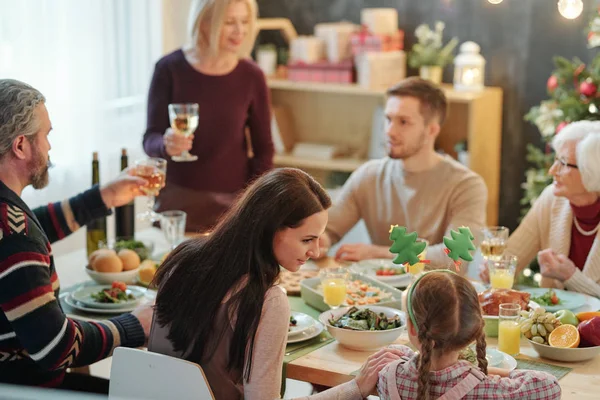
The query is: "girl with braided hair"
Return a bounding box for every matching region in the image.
[378,271,561,400]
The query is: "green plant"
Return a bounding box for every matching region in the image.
[522,9,600,217]
[408,21,458,68]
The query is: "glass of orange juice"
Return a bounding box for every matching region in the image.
[408,239,429,277]
[320,267,349,310]
[498,303,521,356]
[487,255,517,289]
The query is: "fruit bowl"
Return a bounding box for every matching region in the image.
[318,305,406,351]
[85,265,141,285]
[528,339,600,362]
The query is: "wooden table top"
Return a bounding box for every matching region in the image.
[54,229,600,399]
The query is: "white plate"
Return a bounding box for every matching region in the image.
[350,259,413,287]
[288,312,316,337]
[71,285,146,309]
[488,348,516,370]
[62,293,138,314]
[287,321,324,344]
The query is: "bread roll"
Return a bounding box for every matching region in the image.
[88,248,113,267]
[92,250,123,273]
[118,249,141,271]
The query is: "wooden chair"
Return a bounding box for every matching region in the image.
[108,347,215,400]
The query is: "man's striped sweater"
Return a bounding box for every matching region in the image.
[0,180,145,388]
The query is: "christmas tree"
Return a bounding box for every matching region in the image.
[389,225,427,266]
[522,9,600,216]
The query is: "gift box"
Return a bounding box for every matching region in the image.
[314,22,358,63]
[289,36,326,64]
[360,8,398,35]
[288,60,355,84]
[355,51,406,90]
[351,27,404,55]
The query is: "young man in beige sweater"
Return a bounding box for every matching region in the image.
[319,77,488,269]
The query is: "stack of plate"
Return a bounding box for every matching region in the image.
[287,311,324,344]
[63,284,147,315]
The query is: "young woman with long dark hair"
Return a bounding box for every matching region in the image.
[149,168,402,399]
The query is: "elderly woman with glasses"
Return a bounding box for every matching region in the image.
[481,121,600,297]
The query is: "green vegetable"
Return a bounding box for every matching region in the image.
[114,240,150,260]
[531,289,561,306]
[328,307,403,331]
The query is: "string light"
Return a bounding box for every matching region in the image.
[557,0,584,20]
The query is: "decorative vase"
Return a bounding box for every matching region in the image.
[419,65,443,84]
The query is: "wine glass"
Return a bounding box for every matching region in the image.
[160,210,187,250]
[132,157,167,222]
[319,267,348,310]
[168,103,199,162]
[480,226,509,261]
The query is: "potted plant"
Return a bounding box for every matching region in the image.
[408,21,458,84]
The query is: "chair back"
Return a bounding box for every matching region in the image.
[108,347,215,400]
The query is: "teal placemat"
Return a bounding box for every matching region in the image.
[282,296,335,396]
[516,358,572,381]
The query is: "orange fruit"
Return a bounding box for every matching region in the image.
[575,311,600,322]
[548,324,580,348]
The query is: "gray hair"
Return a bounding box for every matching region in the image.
[553,120,600,192]
[0,79,46,159]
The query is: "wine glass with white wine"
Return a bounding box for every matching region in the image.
[168,103,199,162]
[480,226,509,261]
[132,157,167,222]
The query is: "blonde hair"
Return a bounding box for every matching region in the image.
[187,0,257,58]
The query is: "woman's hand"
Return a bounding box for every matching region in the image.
[354,347,405,397]
[537,248,577,282]
[163,128,194,157]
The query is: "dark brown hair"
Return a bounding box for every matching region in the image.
[386,77,448,125]
[410,272,487,400]
[153,168,331,381]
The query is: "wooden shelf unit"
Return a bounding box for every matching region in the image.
[268,79,503,225]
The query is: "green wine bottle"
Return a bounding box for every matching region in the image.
[115,148,135,240]
[86,152,107,257]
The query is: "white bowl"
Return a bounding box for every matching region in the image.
[319,305,406,351]
[528,339,600,362]
[85,265,141,285]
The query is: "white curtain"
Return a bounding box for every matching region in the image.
[0,0,163,254]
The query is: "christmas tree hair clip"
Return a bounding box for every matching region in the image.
[443,226,476,272]
[388,225,430,273]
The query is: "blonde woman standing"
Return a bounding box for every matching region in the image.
[143,0,274,232]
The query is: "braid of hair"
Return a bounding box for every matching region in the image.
[417,331,434,400]
[475,331,488,375]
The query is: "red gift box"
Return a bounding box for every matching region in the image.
[287,60,355,84]
[350,25,404,55]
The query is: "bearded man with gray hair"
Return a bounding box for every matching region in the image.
[480,120,600,297]
[0,79,152,393]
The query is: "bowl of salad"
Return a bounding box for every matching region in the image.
[319,305,406,350]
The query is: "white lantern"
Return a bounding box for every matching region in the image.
[453,41,486,92]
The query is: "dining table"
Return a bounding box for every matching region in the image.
[54,228,600,399]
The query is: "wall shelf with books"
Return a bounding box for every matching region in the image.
[268,79,503,225]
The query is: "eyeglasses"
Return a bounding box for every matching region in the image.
[554,157,578,170]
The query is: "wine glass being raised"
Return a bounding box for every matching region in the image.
[168,103,199,162]
[132,157,167,222]
[480,226,509,261]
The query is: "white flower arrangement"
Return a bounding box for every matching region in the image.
[408,21,458,68]
[532,100,564,137]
